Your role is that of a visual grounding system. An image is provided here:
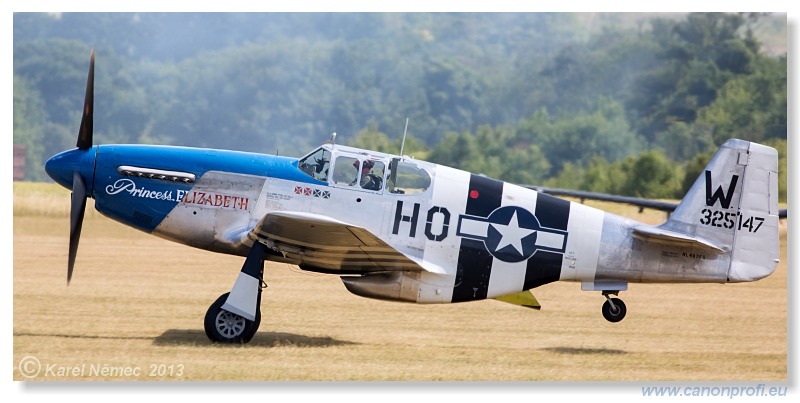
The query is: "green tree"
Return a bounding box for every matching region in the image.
[521,99,642,174]
[581,156,627,195]
[349,125,393,153]
[697,55,786,143]
[12,12,787,185]
[627,13,773,145]
[654,121,716,161]
[543,162,585,190]
[620,151,683,198]
[428,125,550,185]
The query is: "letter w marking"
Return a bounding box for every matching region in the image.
[705,170,738,209]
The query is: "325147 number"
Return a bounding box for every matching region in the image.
[699,209,764,233]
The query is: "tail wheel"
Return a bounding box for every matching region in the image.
[601,297,627,323]
[204,292,261,343]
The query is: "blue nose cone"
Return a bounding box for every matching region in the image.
[45,147,97,196]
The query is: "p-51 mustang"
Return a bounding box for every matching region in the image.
[45,52,781,343]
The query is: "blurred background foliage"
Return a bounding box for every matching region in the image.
[13,12,786,201]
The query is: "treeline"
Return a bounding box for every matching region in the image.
[13,13,786,201]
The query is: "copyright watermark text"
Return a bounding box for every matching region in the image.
[642,384,789,399]
[17,356,185,379]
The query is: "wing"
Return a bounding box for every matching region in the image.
[527,186,787,219]
[249,211,446,274]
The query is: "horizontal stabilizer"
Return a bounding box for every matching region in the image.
[494,290,541,310]
[631,225,725,252]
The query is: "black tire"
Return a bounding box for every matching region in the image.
[204,292,261,343]
[601,298,627,323]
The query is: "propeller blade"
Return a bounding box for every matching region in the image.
[68,171,88,284]
[76,49,94,150]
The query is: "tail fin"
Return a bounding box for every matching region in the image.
[663,139,780,282]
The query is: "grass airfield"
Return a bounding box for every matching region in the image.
[13,182,787,381]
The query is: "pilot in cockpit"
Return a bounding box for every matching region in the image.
[359,160,382,191]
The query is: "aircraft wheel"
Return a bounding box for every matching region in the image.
[601,298,626,323]
[204,292,261,343]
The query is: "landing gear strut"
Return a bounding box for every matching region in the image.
[204,241,268,343]
[601,290,626,323]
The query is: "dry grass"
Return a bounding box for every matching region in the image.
[13,182,787,382]
[12,182,102,218]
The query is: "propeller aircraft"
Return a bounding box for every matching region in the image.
[44,51,782,343]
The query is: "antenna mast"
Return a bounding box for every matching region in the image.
[399,118,409,156]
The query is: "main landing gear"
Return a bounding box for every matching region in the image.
[601,290,626,323]
[204,292,262,343]
[204,242,268,343]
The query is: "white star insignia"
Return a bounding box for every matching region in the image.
[491,211,535,255]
